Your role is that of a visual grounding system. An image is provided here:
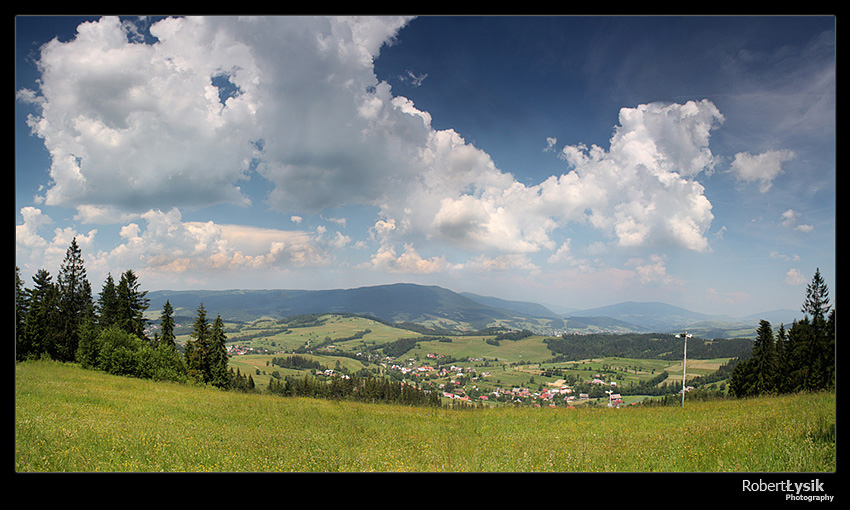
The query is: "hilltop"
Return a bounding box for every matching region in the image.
[146,283,800,338]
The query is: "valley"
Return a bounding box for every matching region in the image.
[17,276,835,474]
[139,283,777,407]
[167,312,743,407]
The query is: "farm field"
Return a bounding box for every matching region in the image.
[206,314,737,405]
[15,360,835,472]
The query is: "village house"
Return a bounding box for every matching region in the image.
[608,392,623,408]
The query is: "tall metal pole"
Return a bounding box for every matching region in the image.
[681,333,687,407]
[676,332,692,407]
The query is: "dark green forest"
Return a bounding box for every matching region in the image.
[15,239,232,388]
[727,268,835,397]
[544,332,753,361]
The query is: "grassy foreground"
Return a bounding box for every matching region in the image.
[15,360,835,473]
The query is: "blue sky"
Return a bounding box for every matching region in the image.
[15,16,835,317]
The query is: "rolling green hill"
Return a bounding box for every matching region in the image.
[146,284,799,337]
[149,283,520,330]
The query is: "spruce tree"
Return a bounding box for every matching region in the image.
[803,268,831,325]
[774,324,789,393]
[20,269,60,360]
[186,303,211,382]
[208,314,230,388]
[16,266,28,348]
[97,273,119,330]
[785,318,810,392]
[731,268,835,397]
[57,238,92,362]
[824,309,836,389]
[116,270,149,340]
[801,268,834,390]
[787,269,834,392]
[75,311,100,369]
[750,320,778,394]
[158,300,177,350]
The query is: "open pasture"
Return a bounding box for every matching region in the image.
[16,360,834,472]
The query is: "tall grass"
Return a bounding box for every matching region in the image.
[16,360,835,472]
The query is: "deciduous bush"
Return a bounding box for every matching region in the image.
[92,326,187,383]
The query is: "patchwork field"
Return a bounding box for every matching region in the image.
[180,314,737,404]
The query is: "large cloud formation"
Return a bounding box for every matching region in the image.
[19,16,732,281]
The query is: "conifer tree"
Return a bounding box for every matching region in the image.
[116,270,149,340]
[803,268,831,325]
[20,269,60,360]
[75,311,101,369]
[16,266,28,348]
[158,300,177,350]
[784,318,810,392]
[185,303,211,382]
[801,268,834,390]
[97,273,119,330]
[774,323,789,393]
[750,320,778,394]
[208,314,230,388]
[57,238,92,361]
[824,308,836,389]
[730,268,835,397]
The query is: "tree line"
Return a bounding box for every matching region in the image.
[267,372,442,407]
[728,268,835,397]
[271,354,326,371]
[16,239,244,390]
[15,239,447,408]
[544,332,753,361]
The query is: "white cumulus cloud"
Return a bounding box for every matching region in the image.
[17,17,745,281]
[729,149,796,192]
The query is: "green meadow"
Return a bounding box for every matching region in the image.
[16,360,835,472]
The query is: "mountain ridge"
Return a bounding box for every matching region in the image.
[145,283,800,337]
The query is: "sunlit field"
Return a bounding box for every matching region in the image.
[16,360,835,472]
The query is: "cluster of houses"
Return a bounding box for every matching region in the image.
[386,360,483,380]
[314,368,351,379]
[589,376,617,387]
[228,339,637,407]
[374,358,634,407]
[226,344,270,356]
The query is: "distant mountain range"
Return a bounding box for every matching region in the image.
[145,283,801,338]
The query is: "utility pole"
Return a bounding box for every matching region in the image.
[675,332,692,407]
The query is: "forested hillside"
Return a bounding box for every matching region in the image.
[545,333,753,361]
